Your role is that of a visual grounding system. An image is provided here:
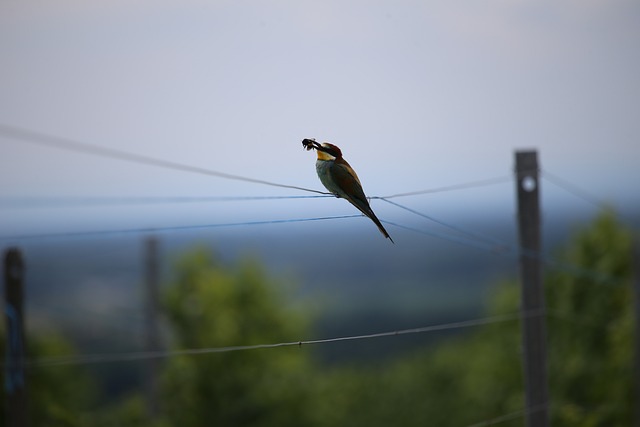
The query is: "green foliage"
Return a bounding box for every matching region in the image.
[85,394,171,427]
[307,283,526,427]
[160,247,313,427]
[546,210,634,425]
[306,210,635,426]
[422,210,635,426]
[0,330,94,426]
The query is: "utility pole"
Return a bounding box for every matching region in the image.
[143,236,161,419]
[515,150,549,427]
[4,248,29,427]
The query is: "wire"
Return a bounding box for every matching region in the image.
[0,123,329,195]
[465,404,548,427]
[0,178,515,210]
[2,203,622,286]
[20,311,532,368]
[541,170,609,210]
[0,214,362,242]
[541,169,638,226]
[0,195,331,209]
[465,410,525,427]
[1,123,628,285]
[383,220,506,253]
[378,197,521,255]
[379,198,511,251]
[379,175,513,199]
[0,174,509,209]
[1,201,610,287]
[381,202,628,286]
[0,124,516,207]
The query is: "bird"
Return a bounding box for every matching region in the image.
[302,138,394,243]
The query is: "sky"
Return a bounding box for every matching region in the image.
[1,0,639,236]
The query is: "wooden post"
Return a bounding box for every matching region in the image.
[4,248,29,427]
[515,151,549,426]
[143,237,160,418]
[634,239,640,427]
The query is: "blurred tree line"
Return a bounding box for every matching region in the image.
[0,210,635,426]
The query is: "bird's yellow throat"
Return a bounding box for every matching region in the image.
[316,150,335,161]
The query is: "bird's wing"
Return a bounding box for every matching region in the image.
[330,160,394,242]
[329,160,369,208]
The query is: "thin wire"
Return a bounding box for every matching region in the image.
[0,124,517,212]
[541,169,638,225]
[381,202,628,286]
[0,195,331,209]
[382,220,505,253]
[379,175,513,199]
[379,198,511,251]
[0,123,329,195]
[465,404,548,427]
[541,170,609,210]
[0,214,362,242]
[3,205,619,286]
[465,410,525,427]
[0,178,515,210]
[22,311,531,368]
[0,175,510,209]
[0,124,628,286]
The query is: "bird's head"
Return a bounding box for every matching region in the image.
[302,138,343,161]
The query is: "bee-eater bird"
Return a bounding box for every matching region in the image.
[302,138,393,243]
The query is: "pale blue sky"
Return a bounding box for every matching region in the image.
[1,1,639,235]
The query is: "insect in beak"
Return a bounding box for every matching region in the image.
[302,138,317,151]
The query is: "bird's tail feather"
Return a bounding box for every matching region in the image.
[348,198,394,243]
[368,211,394,244]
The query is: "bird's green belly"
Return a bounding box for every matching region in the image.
[316,160,345,198]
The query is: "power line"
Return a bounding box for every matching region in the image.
[20,311,531,368]
[0,214,362,242]
[0,123,328,195]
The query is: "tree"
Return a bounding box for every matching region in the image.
[159,247,313,427]
[545,210,634,425]
[307,210,635,426]
[0,330,95,426]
